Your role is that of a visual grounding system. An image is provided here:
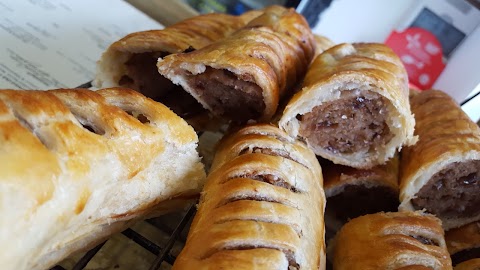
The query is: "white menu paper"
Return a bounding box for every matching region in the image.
[0,0,163,89]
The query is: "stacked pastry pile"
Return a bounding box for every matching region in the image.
[1,5,479,270]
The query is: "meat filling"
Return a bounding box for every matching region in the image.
[186,67,265,122]
[327,185,398,223]
[120,52,205,118]
[299,92,393,154]
[412,160,480,218]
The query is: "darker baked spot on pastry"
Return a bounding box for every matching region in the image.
[125,111,150,124]
[219,195,284,208]
[185,67,265,122]
[204,245,299,270]
[326,185,398,223]
[411,160,480,218]
[120,52,206,119]
[234,172,299,193]
[451,247,480,266]
[238,147,308,168]
[299,92,392,154]
[409,235,439,246]
[72,114,105,135]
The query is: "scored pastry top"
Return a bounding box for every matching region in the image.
[172,124,326,270]
[157,6,316,123]
[399,89,480,230]
[332,211,452,270]
[0,88,205,269]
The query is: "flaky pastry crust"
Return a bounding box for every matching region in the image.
[332,211,452,270]
[0,88,205,270]
[399,90,480,230]
[279,43,416,169]
[172,124,326,269]
[157,6,316,122]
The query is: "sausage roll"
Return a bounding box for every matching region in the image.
[0,88,206,270]
[454,259,480,270]
[332,211,452,270]
[399,90,480,230]
[172,124,326,270]
[322,156,399,229]
[279,43,416,169]
[446,222,480,266]
[94,12,257,129]
[313,34,335,57]
[157,6,316,123]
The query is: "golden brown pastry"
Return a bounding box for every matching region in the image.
[172,124,326,269]
[399,90,480,230]
[313,34,335,57]
[157,6,316,123]
[455,259,480,270]
[279,43,416,169]
[322,156,399,230]
[94,12,258,129]
[332,211,452,270]
[446,222,480,267]
[0,88,206,270]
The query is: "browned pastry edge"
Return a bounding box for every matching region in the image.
[172,124,326,269]
[279,42,416,169]
[332,211,452,270]
[399,89,480,230]
[157,6,316,123]
[0,88,205,270]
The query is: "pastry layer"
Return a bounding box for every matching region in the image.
[157,6,316,123]
[94,12,257,129]
[279,43,416,169]
[0,88,206,270]
[172,124,326,270]
[399,90,480,230]
[332,211,452,270]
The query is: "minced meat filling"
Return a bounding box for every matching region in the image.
[186,67,265,122]
[412,160,480,218]
[120,52,205,118]
[299,92,392,154]
[327,185,398,223]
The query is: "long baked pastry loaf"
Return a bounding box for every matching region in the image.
[172,124,326,269]
[399,90,480,230]
[279,43,416,168]
[322,156,399,231]
[332,211,452,270]
[157,6,316,123]
[446,222,480,267]
[94,12,258,129]
[0,88,206,270]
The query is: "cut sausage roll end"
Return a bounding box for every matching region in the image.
[399,90,480,230]
[279,73,416,169]
[156,58,277,122]
[279,43,417,169]
[400,154,480,230]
